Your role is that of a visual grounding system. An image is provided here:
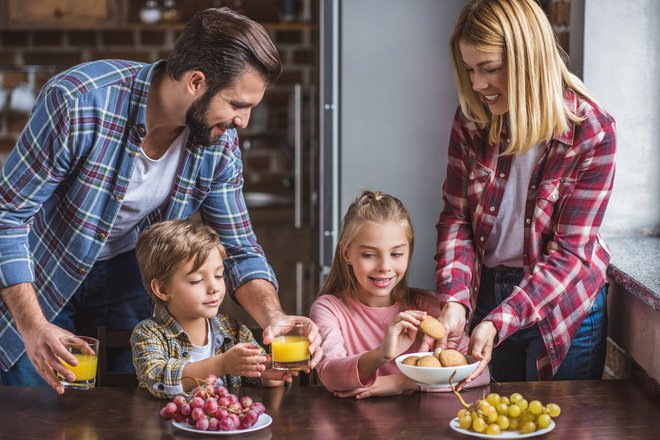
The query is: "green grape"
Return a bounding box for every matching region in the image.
[486,393,500,406]
[457,409,468,419]
[520,421,537,434]
[546,403,561,417]
[459,414,473,430]
[537,413,552,429]
[495,402,509,415]
[517,398,529,411]
[472,417,487,433]
[496,415,510,430]
[499,396,510,405]
[507,403,522,418]
[520,410,536,424]
[509,417,520,431]
[483,405,498,423]
[529,400,543,415]
[486,424,501,435]
[509,392,523,404]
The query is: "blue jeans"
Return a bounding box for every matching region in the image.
[471,265,607,381]
[0,250,153,386]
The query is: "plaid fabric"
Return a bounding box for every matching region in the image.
[0,59,276,371]
[435,90,616,379]
[131,305,263,398]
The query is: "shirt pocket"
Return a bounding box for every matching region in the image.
[533,178,576,235]
[466,159,492,212]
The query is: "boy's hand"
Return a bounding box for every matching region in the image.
[216,343,267,378]
[380,310,426,361]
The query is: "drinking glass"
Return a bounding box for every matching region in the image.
[270,318,310,370]
[57,336,99,390]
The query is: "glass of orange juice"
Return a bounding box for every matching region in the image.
[57,336,99,390]
[271,318,310,371]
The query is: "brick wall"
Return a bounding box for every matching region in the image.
[0,8,317,178]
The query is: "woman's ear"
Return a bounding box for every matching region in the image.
[150,279,170,303]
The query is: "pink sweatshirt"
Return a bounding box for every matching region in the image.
[310,293,490,392]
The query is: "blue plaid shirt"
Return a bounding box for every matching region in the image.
[0,60,277,371]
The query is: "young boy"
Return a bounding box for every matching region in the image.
[131,220,289,398]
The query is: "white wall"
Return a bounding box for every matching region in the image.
[584,0,660,236]
[340,0,464,289]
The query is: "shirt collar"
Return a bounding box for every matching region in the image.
[153,304,235,345]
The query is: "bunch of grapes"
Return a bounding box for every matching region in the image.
[455,391,561,436]
[158,374,267,432]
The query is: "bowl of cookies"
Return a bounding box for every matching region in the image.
[395,316,478,387]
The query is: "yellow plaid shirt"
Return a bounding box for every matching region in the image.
[130,305,263,398]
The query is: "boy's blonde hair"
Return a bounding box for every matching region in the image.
[450,0,594,155]
[135,220,226,305]
[318,190,431,308]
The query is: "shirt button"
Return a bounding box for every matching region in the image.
[499,173,505,178]
[479,236,485,242]
[129,151,138,158]
[79,267,87,275]
[469,172,475,179]
[182,351,189,357]
[59,295,66,304]
[531,184,537,190]
[98,232,107,240]
[137,125,146,136]
[525,218,531,224]
[489,206,495,212]
[115,194,123,202]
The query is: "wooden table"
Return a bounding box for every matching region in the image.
[1,380,658,439]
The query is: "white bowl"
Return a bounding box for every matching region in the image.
[395,351,479,388]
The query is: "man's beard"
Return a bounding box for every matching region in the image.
[186,92,235,147]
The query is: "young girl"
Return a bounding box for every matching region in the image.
[310,191,488,399]
[436,0,615,384]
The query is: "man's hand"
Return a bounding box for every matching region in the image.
[21,320,78,394]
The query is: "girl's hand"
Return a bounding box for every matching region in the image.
[333,374,417,399]
[458,320,496,390]
[216,343,267,378]
[380,310,427,361]
[437,302,468,350]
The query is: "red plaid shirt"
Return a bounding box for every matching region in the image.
[435,90,616,379]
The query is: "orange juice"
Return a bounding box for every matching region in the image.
[61,353,98,380]
[272,336,309,370]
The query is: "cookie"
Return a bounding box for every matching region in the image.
[401,355,420,366]
[416,355,442,368]
[433,346,443,359]
[418,316,446,340]
[438,349,468,367]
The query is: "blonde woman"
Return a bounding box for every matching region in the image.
[435,0,615,384]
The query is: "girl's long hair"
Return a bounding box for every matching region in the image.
[450,0,594,155]
[317,190,433,309]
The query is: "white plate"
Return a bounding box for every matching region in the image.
[449,417,555,438]
[173,413,272,435]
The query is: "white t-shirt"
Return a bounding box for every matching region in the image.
[97,128,188,260]
[484,144,544,268]
[190,320,216,362]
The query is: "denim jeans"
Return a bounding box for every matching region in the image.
[0,250,153,386]
[471,265,607,381]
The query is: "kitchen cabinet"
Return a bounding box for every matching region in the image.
[2,0,120,28]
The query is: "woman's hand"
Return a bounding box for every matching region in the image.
[380,310,427,361]
[459,320,497,390]
[437,302,468,350]
[333,374,418,399]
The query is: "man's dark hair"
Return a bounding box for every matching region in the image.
[167,7,282,95]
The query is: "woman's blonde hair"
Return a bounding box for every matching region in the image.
[450,0,594,154]
[318,190,430,308]
[135,220,226,305]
